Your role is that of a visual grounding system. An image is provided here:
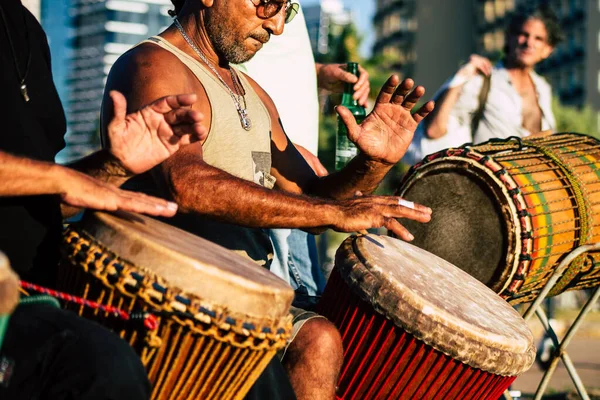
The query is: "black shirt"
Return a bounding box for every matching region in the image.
[0,0,66,284]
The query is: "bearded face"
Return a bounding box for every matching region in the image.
[204,2,271,64]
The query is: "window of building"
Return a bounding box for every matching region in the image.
[484,1,495,22]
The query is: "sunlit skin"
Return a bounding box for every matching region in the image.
[505,18,553,70]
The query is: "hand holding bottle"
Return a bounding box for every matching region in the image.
[337,75,434,166]
[335,62,367,170]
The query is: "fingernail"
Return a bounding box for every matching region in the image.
[167,202,178,211]
[426,207,432,214]
[407,233,414,241]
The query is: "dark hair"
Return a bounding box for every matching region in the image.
[506,4,564,47]
[168,0,185,17]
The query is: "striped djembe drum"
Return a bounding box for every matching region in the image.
[318,234,535,400]
[398,133,600,303]
[58,211,294,400]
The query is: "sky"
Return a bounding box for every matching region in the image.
[300,0,376,58]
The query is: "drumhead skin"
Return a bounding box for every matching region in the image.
[398,159,514,293]
[75,211,293,321]
[336,234,535,376]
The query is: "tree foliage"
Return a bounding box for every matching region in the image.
[551,98,598,138]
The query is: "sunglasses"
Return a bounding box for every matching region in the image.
[253,0,299,24]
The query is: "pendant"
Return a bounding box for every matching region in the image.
[20,83,30,102]
[238,108,252,131]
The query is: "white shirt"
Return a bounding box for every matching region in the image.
[404,63,556,164]
[236,5,320,155]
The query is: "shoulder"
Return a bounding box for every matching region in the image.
[108,40,191,87]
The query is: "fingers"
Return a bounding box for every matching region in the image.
[391,79,414,105]
[413,100,435,124]
[170,122,207,143]
[354,82,370,107]
[110,90,127,124]
[163,108,203,126]
[470,55,493,76]
[375,75,401,104]
[113,189,178,217]
[162,108,208,142]
[148,93,198,114]
[384,218,414,241]
[354,65,370,106]
[354,65,369,91]
[337,68,359,85]
[335,105,360,143]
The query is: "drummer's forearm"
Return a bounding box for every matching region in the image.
[163,159,337,230]
[306,153,392,200]
[66,149,132,188]
[0,151,69,197]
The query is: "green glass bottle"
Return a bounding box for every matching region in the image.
[335,62,367,171]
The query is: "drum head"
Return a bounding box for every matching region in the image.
[336,234,535,376]
[75,211,294,321]
[398,161,516,293]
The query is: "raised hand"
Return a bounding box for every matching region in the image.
[451,54,493,86]
[332,195,432,241]
[106,91,207,175]
[59,167,178,217]
[337,75,434,166]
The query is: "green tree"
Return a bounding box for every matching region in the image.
[551,98,598,138]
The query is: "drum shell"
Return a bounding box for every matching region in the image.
[317,235,534,400]
[319,269,516,400]
[398,134,600,303]
[58,212,293,400]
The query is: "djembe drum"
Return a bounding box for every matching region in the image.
[0,251,19,350]
[318,234,535,400]
[58,211,294,400]
[398,133,600,303]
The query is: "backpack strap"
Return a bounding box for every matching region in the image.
[471,74,491,136]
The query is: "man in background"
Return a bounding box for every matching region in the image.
[404,5,563,163]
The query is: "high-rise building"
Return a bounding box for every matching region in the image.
[304,0,352,59]
[41,0,72,117]
[373,0,600,130]
[372,0,476,96]
[63,0,172,163]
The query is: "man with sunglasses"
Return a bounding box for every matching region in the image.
[102,0,434,398]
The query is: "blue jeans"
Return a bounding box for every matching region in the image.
[268,229,326,309]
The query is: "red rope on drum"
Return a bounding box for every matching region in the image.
[19,281,159,331]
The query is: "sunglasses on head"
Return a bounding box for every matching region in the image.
[252,0,299,24]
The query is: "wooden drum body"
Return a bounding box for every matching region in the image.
[398,133,600,303]
[58,211,294,400]
[318,235,535,400]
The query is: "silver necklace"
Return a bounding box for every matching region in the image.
[174,18,252,131]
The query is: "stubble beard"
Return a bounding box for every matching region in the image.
[205,13,254,64]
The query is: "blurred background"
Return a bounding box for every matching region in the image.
[24,0,600,397]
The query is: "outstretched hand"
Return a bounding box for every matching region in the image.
[336,75,434,165]
[106,91,207,175]
[59,167,179,217]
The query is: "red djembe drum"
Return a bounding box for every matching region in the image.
[397,133,600,303]
[318,234,535,400]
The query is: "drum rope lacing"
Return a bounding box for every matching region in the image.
[401,133,600,303]
[19,280,159,331]
[61,227,292,347]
